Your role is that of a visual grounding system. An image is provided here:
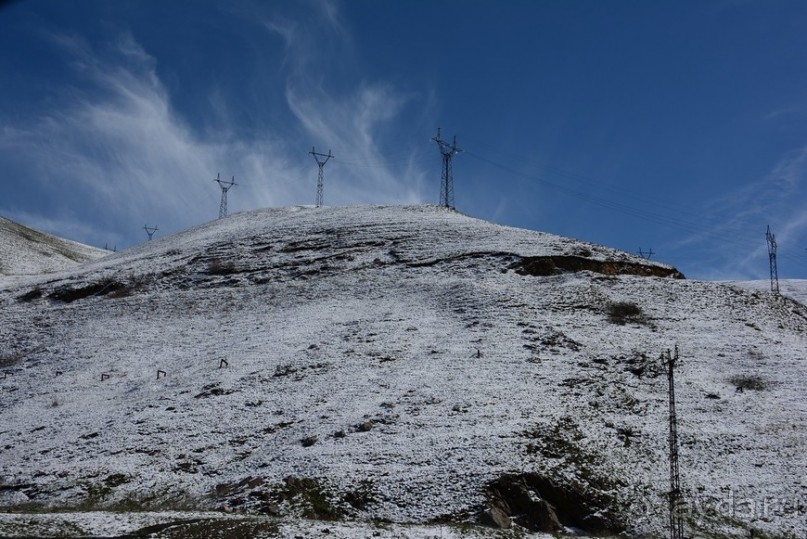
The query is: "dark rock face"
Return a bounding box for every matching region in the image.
[486,497,512,529]
[484,473,624,535]
[511,255,685,279]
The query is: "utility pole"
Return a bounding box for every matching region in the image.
[664,346,685,539]
[143,224,158,241]
[766,225,780,294]
[213,173,237,219]
[310,147,334,207]
[433,128,461,209]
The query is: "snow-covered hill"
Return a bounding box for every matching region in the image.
[0,205,804,538]
[730,279,807,307]
[0,216,108,276]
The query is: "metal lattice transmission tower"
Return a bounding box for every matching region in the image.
[310,147,334,207]
[433,128,462,209]
[143,224,158,241]
[664,346,685,539]
[213,173,237,219]
[766,225,780,294]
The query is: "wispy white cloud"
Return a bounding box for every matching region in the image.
[0,31,291,247]
[763,106,802,122]
[265,3,429,206]
[677,144,807,279]
[0,2,430,249]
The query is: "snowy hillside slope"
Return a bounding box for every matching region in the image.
[0,216,108,276]
[0,205,805,538]
[730,279,807,307]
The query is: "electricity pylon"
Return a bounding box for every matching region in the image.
[213,173,237,219]
[433,127,461,209]
[664,346,684,539]
[766,225,780,294]
[143,224,158,241]
[310,147,334,207]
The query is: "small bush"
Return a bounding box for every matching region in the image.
[0,353,23,369]
[729,374,769,391]
[343,479,376,510]
[104,473,130,488]
[607,301,647,325]
[273,364,297,378]
[301,436,318,447]
[272,476,343,521]
[356,420,376,432]
[207,258,237,275]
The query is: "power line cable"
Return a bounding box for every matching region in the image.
[459,134,712,221]
[460,136,807,268]
[464,150,807,270]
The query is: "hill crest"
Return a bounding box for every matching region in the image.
[0,216,108,276]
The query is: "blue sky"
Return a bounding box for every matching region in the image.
[2,0,807,280]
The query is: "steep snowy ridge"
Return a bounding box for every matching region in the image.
[0,216,108,276]
[0,205,804,538]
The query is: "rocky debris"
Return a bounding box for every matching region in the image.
[511,254,684,279]
[483,473,623,535]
